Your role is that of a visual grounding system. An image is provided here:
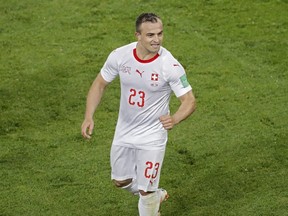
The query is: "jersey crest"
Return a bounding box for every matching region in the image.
[121,65,131,75]
[151,73,159,81]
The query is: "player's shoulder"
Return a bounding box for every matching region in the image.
[107,42,136,63]
[159,47,184,72]
[113,42,136,55]
[159,47,182,66]
[159,46,173,59]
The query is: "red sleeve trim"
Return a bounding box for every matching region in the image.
[133,48,160,63]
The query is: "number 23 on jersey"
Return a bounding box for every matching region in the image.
[128,88,146,107]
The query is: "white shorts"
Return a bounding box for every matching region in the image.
[110,145,166,192]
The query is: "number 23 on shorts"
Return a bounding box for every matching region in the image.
[144,161,160,179]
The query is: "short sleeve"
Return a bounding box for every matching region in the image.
[100,50,119,83]
[167,62,192,98]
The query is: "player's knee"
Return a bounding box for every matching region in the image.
[139,190,154,196]
[112,178,132,188]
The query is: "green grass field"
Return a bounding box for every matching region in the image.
[1,0,287,215]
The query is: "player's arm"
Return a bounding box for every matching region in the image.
[81,73,109,139]
[160,90,196,130]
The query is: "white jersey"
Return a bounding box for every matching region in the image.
[101,42,192,150]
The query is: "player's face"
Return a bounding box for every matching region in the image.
[136,19,163,54]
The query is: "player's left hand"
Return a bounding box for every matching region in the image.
[159,115,175,130]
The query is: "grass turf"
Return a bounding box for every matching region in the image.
[1,0,287,215]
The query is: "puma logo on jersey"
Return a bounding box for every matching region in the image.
[136,69,144,77]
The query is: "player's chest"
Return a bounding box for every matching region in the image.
[119,63,166,90]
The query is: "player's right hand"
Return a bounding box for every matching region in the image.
[81,119,94,139]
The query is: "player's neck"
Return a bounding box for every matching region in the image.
[135,44,158,60]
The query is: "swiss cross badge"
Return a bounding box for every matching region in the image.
[151,73,159,81]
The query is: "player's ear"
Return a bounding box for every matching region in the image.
[135,31,141,40]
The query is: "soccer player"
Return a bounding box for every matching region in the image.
[81,13,196,216]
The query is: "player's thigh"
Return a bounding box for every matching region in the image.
[136,148,166,192]
[110,145,136,180]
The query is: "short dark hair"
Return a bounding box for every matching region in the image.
[135,13,161,32]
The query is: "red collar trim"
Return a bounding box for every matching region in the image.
[133,48,160,63]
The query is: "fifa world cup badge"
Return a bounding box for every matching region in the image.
[180,74,189,88]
